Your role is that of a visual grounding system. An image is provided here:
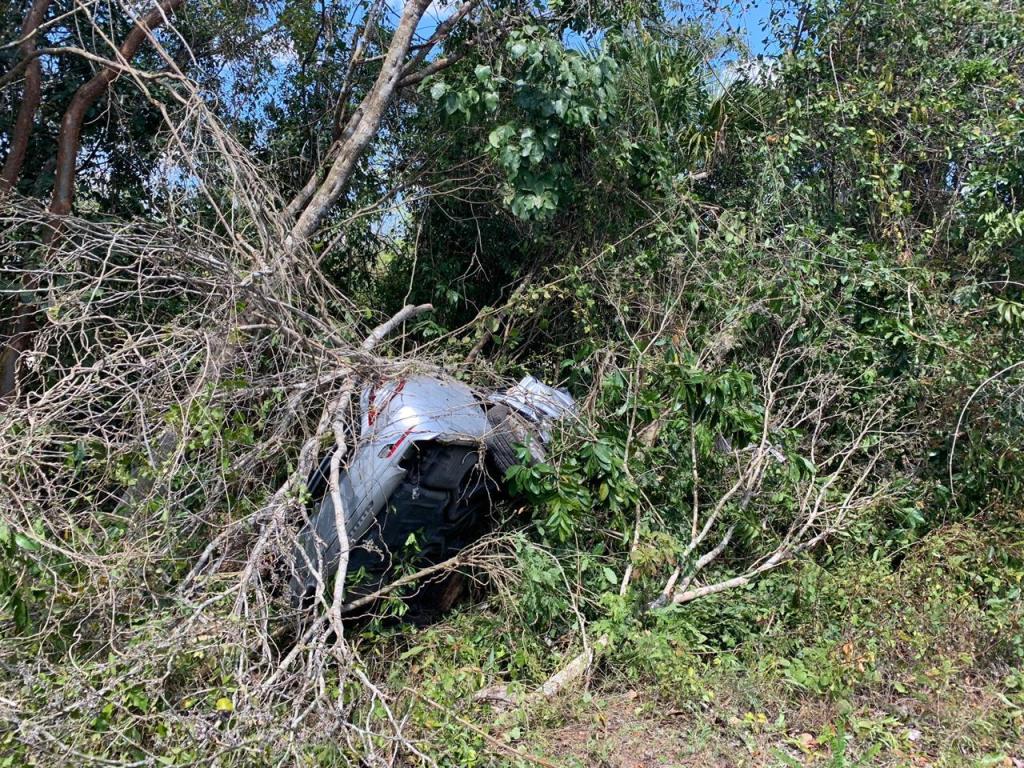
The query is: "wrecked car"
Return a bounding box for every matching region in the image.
[290,374,575,608]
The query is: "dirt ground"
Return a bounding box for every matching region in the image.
[505,688,1023,768]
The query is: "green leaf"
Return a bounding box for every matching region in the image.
[13,599,29,631]
[14,532,40,551]
[399,644,428,660]
[488,124,513,148]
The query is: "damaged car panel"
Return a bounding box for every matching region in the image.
[290,374,575,607]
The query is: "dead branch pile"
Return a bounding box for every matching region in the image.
[0,16,509,755]
[0,192,440,758]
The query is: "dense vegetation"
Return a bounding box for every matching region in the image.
[1,0,1022,764]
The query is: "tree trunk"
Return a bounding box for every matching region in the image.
[50,0,186,216]
[285,0,433,250]
[1,0,51,192]
[1,0,186,399]
[0,0,52,397]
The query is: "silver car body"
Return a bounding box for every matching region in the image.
[487,374,577,460]
[291,374,574,602]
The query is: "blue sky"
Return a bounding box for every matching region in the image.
[717,0,782,57]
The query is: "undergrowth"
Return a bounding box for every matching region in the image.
[367,522,1023,766]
